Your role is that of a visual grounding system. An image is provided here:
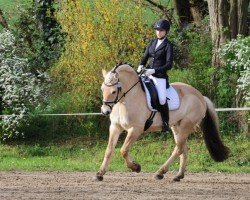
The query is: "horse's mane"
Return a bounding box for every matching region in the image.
[111,63,135,74]
[104,63,136,85]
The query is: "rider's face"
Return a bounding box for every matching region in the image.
[155,29,167,39]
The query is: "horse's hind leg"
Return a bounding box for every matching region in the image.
[173,142,188,181]
[95,124,122,181]
[155,118,193,181]
[120,127,142,173]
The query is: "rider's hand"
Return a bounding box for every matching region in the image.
[144,69,155,76]
[137,65,144,73]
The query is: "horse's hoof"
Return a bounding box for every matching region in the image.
[94,175,103,181]
[94,173,104,181]
[172,177,181,182]
[132,162,141,173]
[172,175,184,182]
[155,174,164,180]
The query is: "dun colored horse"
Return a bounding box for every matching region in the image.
[96,64,229,181]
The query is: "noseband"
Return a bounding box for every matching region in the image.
[102,64,140,110]
[102,78,122,109]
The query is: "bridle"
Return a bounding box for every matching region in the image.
[102,64,140,110]
[102,77,122,109]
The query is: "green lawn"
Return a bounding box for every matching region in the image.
[0,135,249,173]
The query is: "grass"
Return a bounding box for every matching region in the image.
[0,135,249,173]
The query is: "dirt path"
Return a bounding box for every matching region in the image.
[0,171,249,200]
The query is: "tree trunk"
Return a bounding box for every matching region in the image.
[189,0,208,25]
[208,0,230,67]
[173,0,193,27]
[208,0,249,67]
[229,0,238,38]
[236,0,249,36]
[0,9,8,29]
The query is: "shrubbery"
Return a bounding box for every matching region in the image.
[219,35,250,107]
[0,30,49,140]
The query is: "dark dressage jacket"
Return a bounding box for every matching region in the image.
[140,38,173,82]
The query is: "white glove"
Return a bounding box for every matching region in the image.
[137,65,144,73]
[144,69,155,76]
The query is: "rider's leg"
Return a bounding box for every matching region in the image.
[150,76,167,105]
[149,76,169,131]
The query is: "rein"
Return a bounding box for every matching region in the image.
[116,79,140,102]
[103,78,140,108]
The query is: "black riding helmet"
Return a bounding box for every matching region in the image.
[154,19,170,32]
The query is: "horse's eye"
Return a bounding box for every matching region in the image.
[111,90,116,94]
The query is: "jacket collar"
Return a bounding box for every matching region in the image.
[154,37,169,52]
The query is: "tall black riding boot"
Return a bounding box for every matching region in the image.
[159,101,169,132]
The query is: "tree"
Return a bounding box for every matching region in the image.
[207,0,250,67]
[52,0,151,109]
[14,0,65,73]
[137,0,208,28]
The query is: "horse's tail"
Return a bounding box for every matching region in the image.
[200,96,229,162]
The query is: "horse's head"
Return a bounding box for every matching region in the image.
[100,64,138,115]
[101,68,122,115]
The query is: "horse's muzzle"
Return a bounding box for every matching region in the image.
[101,105,111,115]
[101,109,111,115]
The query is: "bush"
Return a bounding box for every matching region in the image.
[219,35,250,107]
[0,30,49,140]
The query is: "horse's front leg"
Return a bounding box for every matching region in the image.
[120,127,142,173]
[95,124,122,181]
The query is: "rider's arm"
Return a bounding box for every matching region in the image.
[139,40,153,66]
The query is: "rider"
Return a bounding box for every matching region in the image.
[137,19,173,131]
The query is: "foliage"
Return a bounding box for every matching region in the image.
[214,67,238,107]
[52,0,152,110]
[0,30,49,140]
[168,19,214,97]
[13,0,65,73]
[219,35,250,106]
[0,0,32,30]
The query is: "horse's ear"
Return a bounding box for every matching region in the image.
[102,69,107,78]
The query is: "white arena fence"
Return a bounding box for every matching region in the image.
[0,107,249,136]
[0,107,249,117]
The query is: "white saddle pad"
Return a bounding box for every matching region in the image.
[142,82,180,112]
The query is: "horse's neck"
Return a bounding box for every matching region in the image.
[119,72,146,109]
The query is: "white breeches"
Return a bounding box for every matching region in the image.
[148,75,167,105]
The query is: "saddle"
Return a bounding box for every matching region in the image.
[140,76,180,131]
[140,76,180,112]
[140,76,161,111]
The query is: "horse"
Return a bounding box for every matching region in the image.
[96,63,229,181]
